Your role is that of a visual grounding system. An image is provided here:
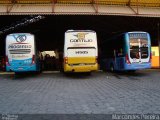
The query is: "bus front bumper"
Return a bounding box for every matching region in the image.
[124,63,151,70]
[64,64,98,72]
[6,65,37,72]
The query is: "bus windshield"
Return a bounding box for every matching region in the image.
[129,33,149,59]
[6,34,34,62]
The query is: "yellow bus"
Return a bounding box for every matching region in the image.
[151,46,160,68]
[63,30,98,72]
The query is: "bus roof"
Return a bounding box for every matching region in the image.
[7,33,33,36]
[65,30,95,33]
[101,31,149,44]
[126,31,148,34]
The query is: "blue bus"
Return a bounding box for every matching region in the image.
[5,33,41,73]
[100,32,151,72]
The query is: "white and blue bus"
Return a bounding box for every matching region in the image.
[100,32,151,72]
[6,33,40,72]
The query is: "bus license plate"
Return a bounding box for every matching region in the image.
[133,58,136,62]
[79,63,85,66]
[18,68,23,70]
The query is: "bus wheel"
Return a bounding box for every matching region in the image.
[110,64,114,72]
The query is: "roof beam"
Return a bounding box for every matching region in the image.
[52,0,55,13]
[127,0,139,15]
[92,0,98,13]
[7,1,16,13]
[127,0,131,6]
[136,0,139,14]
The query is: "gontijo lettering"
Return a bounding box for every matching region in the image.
[70,39,92,42]
[70,32,93,42]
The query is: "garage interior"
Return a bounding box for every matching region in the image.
[0,15,160,52]
[0,15,160,70]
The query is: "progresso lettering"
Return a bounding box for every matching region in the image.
[70,39,92,42]
[75,51,88,54]
[8,44,32,49]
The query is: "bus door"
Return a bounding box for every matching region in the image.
[113,49,122,70]
[129,37,149,64]
[114,49,124,70]
[116,49,124,69]
[113,50,117,69]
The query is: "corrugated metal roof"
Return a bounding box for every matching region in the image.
[0,0,160,16]
[55,4,95,13]
[0,0,160,7]
[0,4,160,17]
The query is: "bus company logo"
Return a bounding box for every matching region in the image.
[70,33,92,42]
[15,35,27,43]
[75,33,87,40]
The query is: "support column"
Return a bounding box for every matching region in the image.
[158,23,160,68]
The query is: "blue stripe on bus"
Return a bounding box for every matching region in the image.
[6,58,38,72]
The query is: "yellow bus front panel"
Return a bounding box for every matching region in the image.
[151,47,160,68]
[64,57,98,72]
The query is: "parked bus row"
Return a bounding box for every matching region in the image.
[4,30,154,74]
